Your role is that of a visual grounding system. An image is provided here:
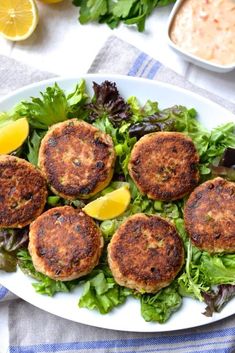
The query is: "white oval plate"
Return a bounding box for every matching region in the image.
[0,74,234,332]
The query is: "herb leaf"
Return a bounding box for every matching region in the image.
[73,0,175,32]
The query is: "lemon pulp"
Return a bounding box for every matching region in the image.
[83,186,131,220]
[0,118,29,154]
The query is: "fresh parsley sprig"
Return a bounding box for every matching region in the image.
[73,0,176,32]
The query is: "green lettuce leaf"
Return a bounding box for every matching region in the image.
[178,242,210,301]
[140,282,182,323]
[78,270,131,314]
[178,241,235,301]
[26,129,46,166]
[200,253,235,285]
[189,122,235,178]
[13,80,88,129]
[92,115,137,177]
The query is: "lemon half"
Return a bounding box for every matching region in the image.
[0,118,29,154]
[83,186,131,221]
[0,0,39,41]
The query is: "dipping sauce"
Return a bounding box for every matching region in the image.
[170,0,235,66]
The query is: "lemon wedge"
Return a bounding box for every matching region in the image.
[0,118,29,154]
[0,0,39,41]
[83,186,131,221]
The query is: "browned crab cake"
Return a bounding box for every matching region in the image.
[128,131,199,201]
[107,213,184,293]
[184,177,235,254]
[0,155,47,228]
[38,119,116,200]
[28,206,103,281]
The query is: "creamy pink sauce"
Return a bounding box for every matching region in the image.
[170,0,235,66]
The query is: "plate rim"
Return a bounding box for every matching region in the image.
[0,73,234,118]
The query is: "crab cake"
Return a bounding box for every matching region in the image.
[184,177,235,254]
[38,119,116,200]
[0,155,47,228]
[107,213,184,293]
[128,132,199,201]
[29,206,103,281]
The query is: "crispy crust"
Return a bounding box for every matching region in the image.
[184,177,235,253]
[28,206,104,281]
[0,155,47,228]
[128,132,199,201]
[107,213,184,293]
[38,119,116,200]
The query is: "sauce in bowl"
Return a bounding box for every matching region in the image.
[169,0,235,66]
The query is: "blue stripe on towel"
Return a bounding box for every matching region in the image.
[127,53,148,76]
[9,345,234,353]
[9,326,235,353]
[147,61,162,79]
[0,286,8,299]
[9,342,235,353]
[128,53,161,79]
[139,58,154,77]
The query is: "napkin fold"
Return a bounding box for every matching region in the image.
[0,35,235,353]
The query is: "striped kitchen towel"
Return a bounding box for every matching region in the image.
[0,36,235,353]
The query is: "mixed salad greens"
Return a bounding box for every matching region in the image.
[0,79,235,324]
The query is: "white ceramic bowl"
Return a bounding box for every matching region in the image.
[167,0,235,73]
